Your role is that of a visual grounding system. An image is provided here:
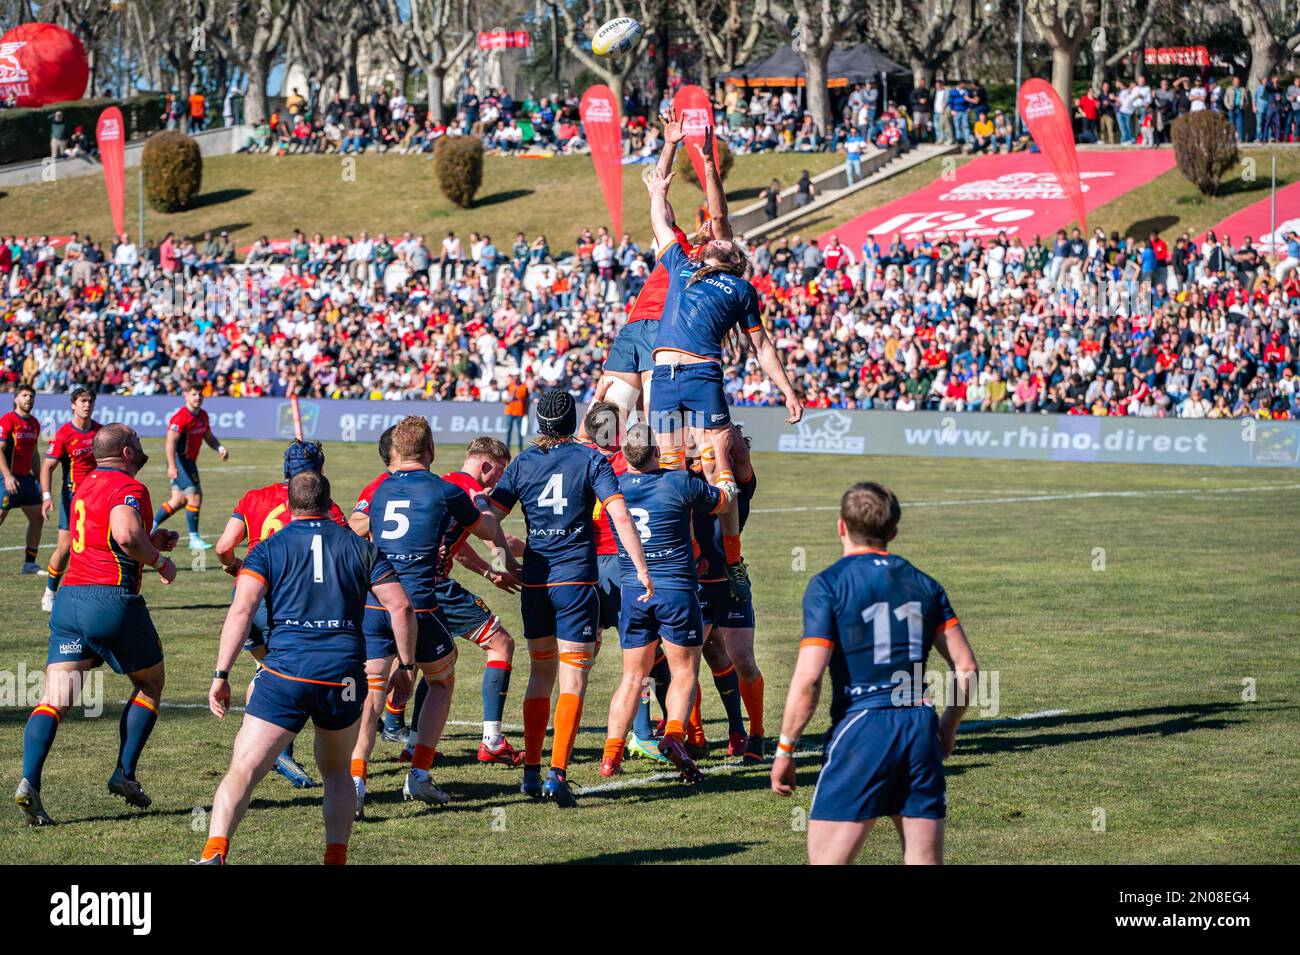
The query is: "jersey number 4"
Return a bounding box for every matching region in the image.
[860,601,924,664]
[537,473,569,514]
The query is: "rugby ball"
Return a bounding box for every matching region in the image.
[591,17,643,57]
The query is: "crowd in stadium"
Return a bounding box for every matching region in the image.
[2,222,1297,419]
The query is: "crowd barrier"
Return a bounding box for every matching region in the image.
[30,396,1300,469]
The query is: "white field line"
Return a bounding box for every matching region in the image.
[961,708,1069,728]
[749,482,1300,515]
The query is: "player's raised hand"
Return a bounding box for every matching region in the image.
[784,392,804,425]
[209,677,231,718]
[771,754,796,796]
[645,167,674,197]
[636,569,654,602]
[692,125,715,163]
[156,555,177,585]
[151,528,180,552]
[661,107,684,145]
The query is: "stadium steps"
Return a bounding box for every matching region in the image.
[737,142,958,242]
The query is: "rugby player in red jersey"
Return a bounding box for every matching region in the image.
[0,384,45,573]
[214,440,349,788]
[16,424,179,827]
[153,382,229,550]
[39,387,102,611]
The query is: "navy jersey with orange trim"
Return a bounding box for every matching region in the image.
[616,468,721,590]
[233,481,348,552]
[489,441,622,587]
[0,411,40,476]
[241,518,397,681]
[654,243,762,361]
[694,473,756,583]
[368,468,481,608]
[47,420,102,494]
[626,226,696,324]
[440,470,489,573]
[168,405,210,459]
[582,444,627,556]
[802,552,958,725]
[60,467,154,593]
[352,470,391,516]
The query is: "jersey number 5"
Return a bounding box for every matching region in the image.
[380,499,411,539]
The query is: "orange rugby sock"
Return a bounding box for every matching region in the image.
[603,737,626,761]
[350,759,366,781]
[522,696,550,766]
[550,692,583,772]
[664,719,686,742]
[687,686,705,745]
[324,842,347,865]
[202,836,229,862]
[723,534,742,565]
[739,675,765,737]
[412,745,436,771]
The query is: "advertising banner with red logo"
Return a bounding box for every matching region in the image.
[1018,78,1088,233]
[820,150,1175,251]
[1198,181,1300,254]
[477,31,531,51]
[672,84,718,191]
[579,85,623,237]
[0,22,89,107]
[96,106,127,240]
[1145,46,1211,67]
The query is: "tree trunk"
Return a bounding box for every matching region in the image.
[649,19,668,109]
[1051,46,1076,108]
[804,48,832,135]
[1247,33,1277,89]
[429,64,447,121]
[246,64,270,124]
[912,62,935,88]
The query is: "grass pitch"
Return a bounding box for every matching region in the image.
[0,439,1297,864]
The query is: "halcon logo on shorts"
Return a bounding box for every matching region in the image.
[59,640,82,655]
[49,885,152,935]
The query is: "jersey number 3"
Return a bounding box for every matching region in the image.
[71,498,87,554]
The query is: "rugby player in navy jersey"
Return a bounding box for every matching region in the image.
[198,471,414,865]
[600,424,729,782]
[356,416,515,813]
[487,389,653,807]
[771,482,978,865]
[644,158,802,602]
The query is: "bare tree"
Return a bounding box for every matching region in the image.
[49,0,116,94]
[1228,0,1300,89]
[203,0,294,125]
[764,0,864,134]
[553,0,659,105]
[289,0,373,108]
[401,0,476,122]
[1089,0,1161,89]
[677,0,769,93]
[865,0,999,87]
[135,0,208,103]
[1026,0,1100,107]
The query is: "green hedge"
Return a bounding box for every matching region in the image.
[0,94,166,165]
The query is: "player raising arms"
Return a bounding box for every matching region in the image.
[153,381,228,551]
[487,389,652,807]
[595,112,730,423]
[644,154,802,602]
[39,386,102,611]
[214,440,349,789]
[198,471,415,865]
[0,384,45,573]
[771,482,978,865]
[16,424,179,827]
[361,416,514,812]
[601,424,729,783]
[579,401,628,652]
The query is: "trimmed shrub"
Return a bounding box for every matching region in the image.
[674,138,733,190]
[142,130,203,212]
[1171,110,1238,197]
[434,135,484,207]
[0,94,164,165]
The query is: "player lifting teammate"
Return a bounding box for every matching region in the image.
[644,145,802,602]
[601,424,728,783]
[0,384,45,574]
[487,389,653,807]
[198,471,415,864]
[771,482,978,865]
[214,439,349,789]
[16,424,179,826]
[39,386,102,611]
[153,381,229,551]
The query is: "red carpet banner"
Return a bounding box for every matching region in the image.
[0,21,89,107]
[96,106,126,240]
[1018,78,1087,233]
[1198,181,1300,253]
[673,84,719,191]
[579,85,623,237]
[821,150,1175,250]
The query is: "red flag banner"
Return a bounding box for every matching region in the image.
[477,31,531,50]
[1017,78,1087,233]
[580,85,623,237]
[1144,46,1210,67]
[96,106,127,240]
[672,84,717,191]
